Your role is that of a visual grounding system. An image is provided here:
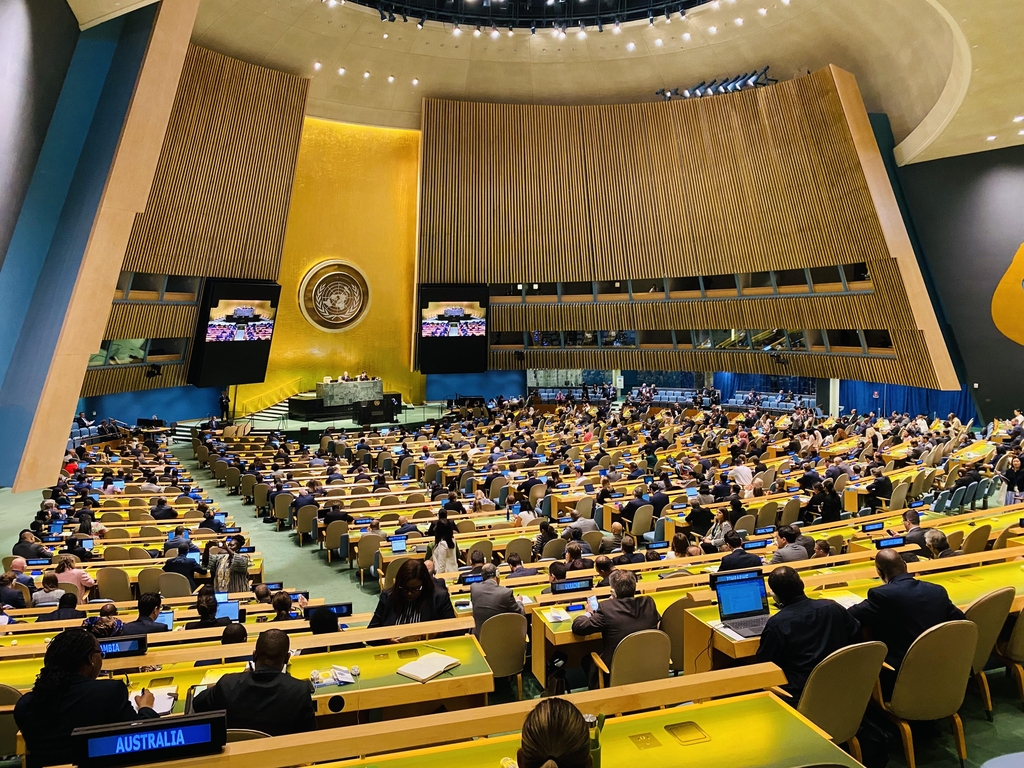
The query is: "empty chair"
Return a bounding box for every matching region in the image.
[779,498,801,526]
[323,520,350,565]
[226,729,270,742]
[480,613,528,701]
[960,523,991,555]
[457,520,477,534]
[274,494,293,529]
[103,545,130,561]
[582,530,604,554]
[138,526,162,538]
[874,621,977,768]
[591,629,671,689]
[466,540,493,561]
[405,492,426,504]
[574,496,594,519]
[881,482,909,512]
[541,537,566,560]
[945,529,965,551]
[295,505,319,546]
[239,474,256,503]
[157,571,193,598]
[796,642,887,763]
[100,512,123,523]
[659,596,696,676]
[348,498,371,510]
[734,514,756,538]
[0,683,22,758]
[997,607,1024,708]
[412,509,433,520]
[755,501,779,530]
[96,567,133,602]
[505,537,534,564]
[929,490,951,514]
[378,511,400,523]
[379,494,400,508]
[946,486,966,514]
[628,504,654,538]
[128,507,149,522]
[826,533,845,557]
[103,528,131,541]
[356,534,383,586]
[964,587,1015,720]
[128,547,152,560]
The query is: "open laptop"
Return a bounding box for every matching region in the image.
[714,570,770,638]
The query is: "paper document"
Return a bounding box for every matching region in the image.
[396,652,461,683]
[827,591,866,609]
[200,664,246,685]
[130,685,179,715]
[708,619,746,642]
[545,608,571,623]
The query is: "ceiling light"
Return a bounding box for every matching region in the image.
[558,25,566,39]
[577,21,586,38]
[734,17,743,25]
[364,71,370,77]
[626,41,635,50]
[327,0,337,6]
[452,22,461,34]
[531,21,536,34]
[491,26,500,38]
[682,32,690,40]
[1014,116,1024,122]
[710,0,719,7]
[758,7,767,14]
[338,67,345,74]
[383,32,388,38]
[664,7,671,22]
[1019,129,1024,135]
[388,75,394,82]
[417,15,426,28]
[313,61,321,70]
[474,25,481,36]
[507,27,514,36]
[613,20,621,33]
[654,37,663,45]
[708,25,717,34]
[412,78,419,85]
[781,0,789,4]
[987,135,997,141]
[597,18,603,32]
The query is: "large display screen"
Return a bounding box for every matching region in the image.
[187,279,281,388]
[417,284,488,373]
[205,300,276,342]
[420,301,487,338]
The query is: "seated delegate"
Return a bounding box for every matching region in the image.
[368,559,456,627]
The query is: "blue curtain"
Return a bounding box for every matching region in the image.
[838,380,978,423]
[714,372,737,401]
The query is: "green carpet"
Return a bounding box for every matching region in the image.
[3,447,1024,766]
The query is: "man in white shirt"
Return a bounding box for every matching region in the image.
[730,456,753,489]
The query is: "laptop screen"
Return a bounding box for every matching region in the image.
[156,610,175,631]
[391,538,407,553]
[51,521,64,534]
[81,539,95,551]
[185,551,201,564]
[715,572,769,621]
[215,601,239,622]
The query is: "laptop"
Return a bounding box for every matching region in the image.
[156,610,175,631]
[714,570,770,638]
[391,538,408,553]
[583,484,594,493]
[185,551,201,564]
[81,539,95,551]
[51,521,64,535]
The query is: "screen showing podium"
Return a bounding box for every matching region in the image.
[417,284,488,373]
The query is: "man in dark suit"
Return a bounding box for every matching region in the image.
[163,545,209,591]
[924,529,962,559]
[469,564,524,636]
[717,532,762,572]
[121,593,171,636]
[897,509,929,558]
[149,498,177,520]
[755,567,861,698]
[847,550,965,690]
[864,467,893,511]
[457,549,487,584]
[617,487,647,527]
[162,527,199,555]
[15,628,160,767]
[571,569,660,687]
[0,572,27,608]
[504,552,538,579]
[192,629,316,735]
[649,487,671,518]
[36,593,87,622]
[611,536,645,565]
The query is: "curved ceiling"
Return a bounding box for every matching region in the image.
[191,0,1023,162]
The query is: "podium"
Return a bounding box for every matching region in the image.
[315,379,383,406]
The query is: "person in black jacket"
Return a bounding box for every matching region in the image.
[864,468,893,511]
[192,629,315,736]
[121,593,170,636]
[847,549,965,693]
[367,559,456,627]
[184,594,232,631]
[617,487,647,527]
[15,629,159,767]
[817,479,842,523]
[717,532,762,572]
[685,498,713,536]
[35,593,86,622]
[0,571,27,608]
[163,544,209,590]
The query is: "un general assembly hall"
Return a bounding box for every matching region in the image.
[3,1,1024,767]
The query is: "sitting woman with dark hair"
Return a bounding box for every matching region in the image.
[517,697,593,768]
[367,559,455,628]
[14,629,159,767]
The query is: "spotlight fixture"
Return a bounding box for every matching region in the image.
[596,18,603,32]
[387,74,395,82]
[387,9,395,22]
[626,40,635,50]
[668,65,775,101]
[664,7,670,22]
[491,25,499,38]
[378,5,386,21]
[530,21,536,34]
[473,25,481,36]
[417,14,426,27]
[338,67,345,74]
[507,25,514,36]
[648,10,654,24]
[452,22,461,34]
[577,20,586,37]
[401,11,407,22]
[613,19,620,32]
[145,364,162,379]
[412,77,419,85]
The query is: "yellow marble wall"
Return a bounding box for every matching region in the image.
[236,118,425,412]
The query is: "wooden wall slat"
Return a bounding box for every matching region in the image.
[81,364,188,399]
[121,44,308,280]
[104,303,198,339]
[420,67,946,390]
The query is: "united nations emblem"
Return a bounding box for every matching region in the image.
[298,261,370,332]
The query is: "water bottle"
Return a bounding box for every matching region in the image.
[585,713,605,768]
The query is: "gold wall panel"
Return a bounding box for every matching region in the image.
[420,66,958,390]
[81,364,188,399]
[235,118,425,411]
[121,44,308,280]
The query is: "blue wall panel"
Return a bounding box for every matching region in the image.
[0,8,156,485]
[78,386,222,427]
[426,371,527,402]
[838,380,978,424]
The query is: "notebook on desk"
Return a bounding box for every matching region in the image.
[396,652,461,683]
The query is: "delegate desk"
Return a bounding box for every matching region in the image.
[681,549,1024,674]
[326,692,858,768]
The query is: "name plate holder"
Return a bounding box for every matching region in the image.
[72,711,227,767]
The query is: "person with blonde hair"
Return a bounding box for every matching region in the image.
[517,697,592,768]
[54,555,95,598]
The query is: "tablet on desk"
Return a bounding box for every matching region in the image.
[214,601,241,622]
[81,539,95,551]
[156,610,175,631]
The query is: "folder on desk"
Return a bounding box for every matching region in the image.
[130,685,179,715]
[396,652,461,683]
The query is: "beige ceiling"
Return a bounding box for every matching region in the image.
[191,0,1024,163]
[65,0,159,29]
